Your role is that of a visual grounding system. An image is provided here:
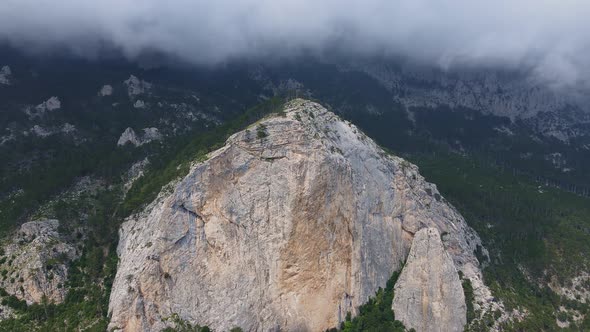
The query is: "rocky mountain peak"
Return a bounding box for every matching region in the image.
[108,99,493,331]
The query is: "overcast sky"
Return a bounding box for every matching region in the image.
[1,0,590,86]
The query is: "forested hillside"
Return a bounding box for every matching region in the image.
[1,50,590,330]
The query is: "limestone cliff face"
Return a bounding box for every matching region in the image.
[108,99,489,332]
[342,61,590,142]
[393,228,466,332]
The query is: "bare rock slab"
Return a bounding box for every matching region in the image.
[393,227,467,332]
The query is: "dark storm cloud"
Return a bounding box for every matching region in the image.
[1,0,590,86]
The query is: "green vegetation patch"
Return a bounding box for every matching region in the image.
[411,152,590,330]
[338,269,409,332]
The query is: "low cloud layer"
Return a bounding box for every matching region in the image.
[2,0,590,86]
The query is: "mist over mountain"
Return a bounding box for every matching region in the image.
[2,0,590,90]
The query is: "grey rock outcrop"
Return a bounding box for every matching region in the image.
[117,128,141,147]
[0,132,15,146]
[108,99,489,332]
[141,127,161,142]
[24,96,62,119]
[24,123,77,139]
[99,84,114,96]
[393,228,467,332]
[0,66,12,85]
[117,127,161,147]
[124,75,151,97]
[123,158,150,193]
[133,100,146,109]
[31,125,53,137]
[36,96,61,112]
[0,220,77,304]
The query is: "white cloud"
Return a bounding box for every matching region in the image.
[1,0,590,86]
